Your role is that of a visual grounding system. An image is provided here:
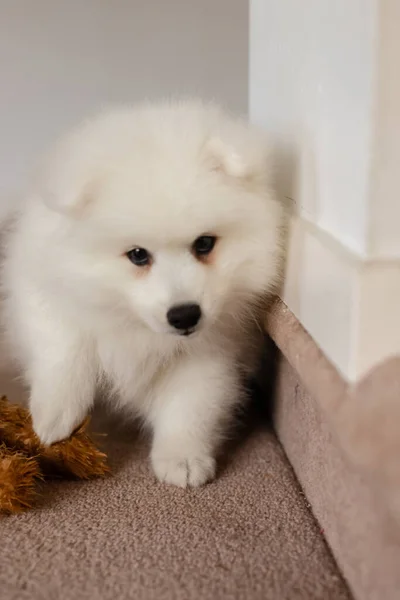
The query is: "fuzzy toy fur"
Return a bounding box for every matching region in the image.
[2,100,284,488]
[0,396,109,515]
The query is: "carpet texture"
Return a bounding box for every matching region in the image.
[266,298,400,600]
[0,414,350,600]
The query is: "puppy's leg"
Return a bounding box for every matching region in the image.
[29,331,96,446]
[149,354,240,487]
[15,298,97,446]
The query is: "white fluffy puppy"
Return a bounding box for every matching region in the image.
[2,101,284,487]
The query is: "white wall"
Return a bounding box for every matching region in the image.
[369,0,400,259]
[250,0,376,257]
[250,0,400,380]
[0,0,248,198]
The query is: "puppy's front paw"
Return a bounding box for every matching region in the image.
[32,407,79,446]
[152,454,216,488]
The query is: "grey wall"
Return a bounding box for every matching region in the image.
[0,0,248,197]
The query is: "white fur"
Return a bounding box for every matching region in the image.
[1,100,284,487]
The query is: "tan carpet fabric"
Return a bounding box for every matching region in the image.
[267,299,400,519]
[0,415,350,600]
[267,298,400,600]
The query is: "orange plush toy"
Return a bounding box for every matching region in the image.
[0,396,109,515]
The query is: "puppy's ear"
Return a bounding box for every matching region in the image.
[203,137,251,179]
[37,141,96,216]
[41,178,94,217]
[203,135,271,192]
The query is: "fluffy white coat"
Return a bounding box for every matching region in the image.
[2,101,284,487]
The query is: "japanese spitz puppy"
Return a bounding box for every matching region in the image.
[2,101,284,487]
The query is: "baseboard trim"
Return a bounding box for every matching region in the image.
[282,215,400,380]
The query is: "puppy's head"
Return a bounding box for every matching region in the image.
[39,102,284,337]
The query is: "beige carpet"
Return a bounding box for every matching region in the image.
[266,298,400,600]
[0,411,350,600]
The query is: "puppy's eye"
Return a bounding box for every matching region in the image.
[126,247,151,267]
[192,235,217,257]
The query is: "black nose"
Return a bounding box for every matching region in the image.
[167,303,202,331]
